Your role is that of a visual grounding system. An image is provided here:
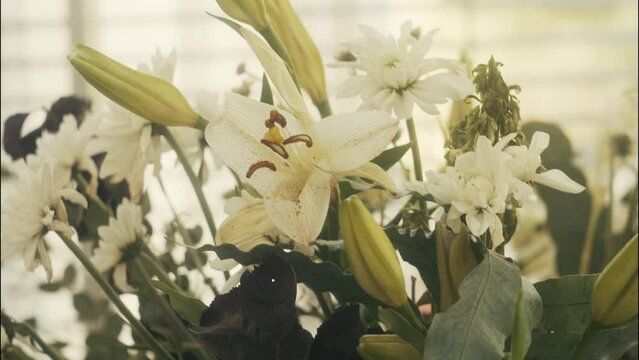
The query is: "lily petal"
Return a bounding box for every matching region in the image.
[529,131,550,154]
[264,168,331,245]
[215,201,277,252]
[533,169,586,194]
[340,162,397,194]
[239,27,312,127]
[312,111,398,172]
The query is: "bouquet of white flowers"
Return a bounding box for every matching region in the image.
[1,1,637,360]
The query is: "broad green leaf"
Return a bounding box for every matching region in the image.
[150,280,207,326]
[527,274,596,359]
[423,251,521,360]
[260,73,273,105]
[378,308,425,352]
[371,143,412,170]
[510,277,542,360]
[198,243,376,304]
[386,227,440,312]
[572,319,638,360]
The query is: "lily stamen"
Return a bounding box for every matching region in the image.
[265,109,287,128]
[283,134,313,147]
[260,139,289,159]
[246,161,277,178]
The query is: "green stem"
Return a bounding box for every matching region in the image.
[73,172,112,216]
[259,25,299,88]
[133,259,215,360]
[405,118,428,216]
[397,302,428,336]
[56,232,172,360]
[316,100,332,118]
[139,250,180,292]
[159,126,218,241]
[20,322,67,360]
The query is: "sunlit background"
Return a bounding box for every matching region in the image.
[1,0,637,358]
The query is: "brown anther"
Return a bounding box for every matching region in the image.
[265,109,287,129]
[261,139,289,159]
[246,161,277,178]
[283,134,313,148]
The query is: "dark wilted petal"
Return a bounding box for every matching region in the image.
[310,305,366,360]
[43,96,91,131]
[2,113,40,160]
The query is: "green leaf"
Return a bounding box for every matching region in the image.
[260,73,273,105]
[386,228,440,311]
[510,277,542,360]
[206,12,242,35]
[372,143,412,170]
[423,251,522,360]
[572,319,638,360]
[527,274,596,359]
[198,244,376,304]
[378,308,425,352]
[150,280,207,326]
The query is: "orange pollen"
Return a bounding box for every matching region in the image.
[260,139,289,159]
[246,161,277,178]
[283,134,313,147]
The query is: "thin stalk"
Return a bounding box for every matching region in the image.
[159,126,217,240]
[20,322,67,360]
[405,118,428,216]
[56,232,172,360]
[73,172,112,215]
[132,259,215,360]
[139,250,180,292]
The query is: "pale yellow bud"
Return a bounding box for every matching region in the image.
[591,234,638,327]
[339,196,407,308]
[216,0,269,31]
[357,335,421,360]
[68,44,200,128]
[265,0,328,107]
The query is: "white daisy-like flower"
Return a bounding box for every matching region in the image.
[88,48,177,202]
[333,21,474,119]
[91,199,146,292]
[33,114,99,187]
[1,161,87,281]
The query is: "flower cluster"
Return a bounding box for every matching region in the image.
[416,132,585,246]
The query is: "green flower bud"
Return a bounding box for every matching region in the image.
[68,44,200,128]
[216,0,269,31]
[265,0,328,107]
[339,196,407,308]
[592,234,638,327]
[357,334,421,360]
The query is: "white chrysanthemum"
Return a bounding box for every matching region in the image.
[91,199,146,291]
[33,114,98,185]
[88,48,177,202]
[417,132,585,247]
[1,161,87,281]
[333,21,474,119]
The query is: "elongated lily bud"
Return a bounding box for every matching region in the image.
[217,0,269,31]
[339,196,407,308]
[591,234,638,327]
[265,0,328,108]
[68,44,200,128]
[357,335,421,360]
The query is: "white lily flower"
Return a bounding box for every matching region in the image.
[87,48,177,201]
[205,27,399,246]
[1,161,87,281]
[91,199,147,292]
[332,21,473,119]
[506,131,586,194]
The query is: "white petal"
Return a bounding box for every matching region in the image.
[340,162,397,194]
[205,94,288,194]
[312,111,398,172]
[37,240,53,282]
[533,169,585,194]
[215,202,276,252]
[58,188,88,208]
[529,131,550,154]
[239,27,312,127]
[209,257,239,272]
[221,266,247,294]
[264,168,331,245]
